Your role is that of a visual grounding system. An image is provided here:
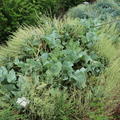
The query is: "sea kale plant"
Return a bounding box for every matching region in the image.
[0,18,105,89]
[0,16,119,119]
[67,0,120,20]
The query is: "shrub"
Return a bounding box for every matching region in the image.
[32,0,86,16]
[0,0,40,44]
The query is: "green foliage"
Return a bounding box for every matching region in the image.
[93,0,120,19]
[89,100,111,120]
[0,66,18,97]
[93,23,120,116]
[0,83,26,120]
[0,7,120,119]
[0,0,86,44]
[31,0,86,16]
[0,107,25,120]
[94,21,120,56]
[67,0,120,20]
[0,18,108,119]
[0,18,106,90]
[0,0,40,44]
[27,86,75,120]
[67,4,90,19]
[115,0,120,6]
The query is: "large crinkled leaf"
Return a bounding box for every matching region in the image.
[0,66,8,81]
[63,50,79,62]
[41,53,49,64]
[7,69,16,83]
[63,61,73,71]
[46,62,62,76]
[86,31,98,48]
[63,61,74,76]
[78,51,92,64]
[44,31,62,49]
[86,61,104,75]
[17,76,30,92]
[72,67,87,88]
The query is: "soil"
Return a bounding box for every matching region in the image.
[112,104,120,120]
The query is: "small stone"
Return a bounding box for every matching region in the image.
[83,2,89,5]
[16,97,29,107]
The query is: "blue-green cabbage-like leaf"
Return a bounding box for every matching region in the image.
[72,68,87,88]
[7,69,16,83]
[0,66,8,82]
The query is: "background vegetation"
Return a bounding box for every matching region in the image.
[0,0,85,44]
[67,0,120,19]
[0,0,120,120]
